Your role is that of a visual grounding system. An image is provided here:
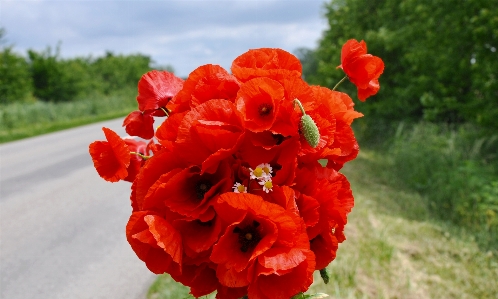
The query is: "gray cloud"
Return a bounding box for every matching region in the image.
[1,0,328,76]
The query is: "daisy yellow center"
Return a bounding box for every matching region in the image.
[264,180,273,189]
[253,167,263,178]
[262,166,271,175]
[237,184,246,192]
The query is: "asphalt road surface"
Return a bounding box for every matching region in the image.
[0,119,155,299]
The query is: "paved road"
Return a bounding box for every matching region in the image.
[0,119,155,299]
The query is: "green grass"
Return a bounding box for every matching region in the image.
[366,122,498,250]
[146,151,498,299]
[0,89,137,143]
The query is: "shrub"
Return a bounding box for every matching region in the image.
[0,47,33,104]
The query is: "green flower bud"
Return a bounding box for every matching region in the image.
[294,98,320,148]
[301,114,320,148]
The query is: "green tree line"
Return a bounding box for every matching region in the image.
[298,0,497,129]
[1,30,159,104]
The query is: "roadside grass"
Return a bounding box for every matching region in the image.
[0,89,137,143]
[147,150,498,299]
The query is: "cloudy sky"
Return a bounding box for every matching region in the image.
[1,0,329,77]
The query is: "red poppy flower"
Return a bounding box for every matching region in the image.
[173,215,223,259]
[211,192,296,277]
[136,70,184,112]
[211,189,314,298]
[123,138,147,183]
[155,111,187,149]
[247,227,315,299]
[236,77,285,133]
[130,149,187,211]
[176,99,245,174]
[338,39,384,101]
[167,64,240,113]
[122,110,155,140]
[126,211,182,275]
[294,164,354,269]
[89,127,130,182]
[231,48,302,83]
[310,229,339,270]
[143,160,233,221]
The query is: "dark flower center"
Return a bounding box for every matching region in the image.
[272,133,284,145]
[258,104,272,116]
[195,180,212,200]
[233,220,262,252]
[196,219,214,227]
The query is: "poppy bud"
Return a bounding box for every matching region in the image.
[294,99,320,148]
[301,114,320,148]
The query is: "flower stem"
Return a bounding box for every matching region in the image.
[293,99,306,115]
[159,107,170,117]
[130,151,150,160]
[332,75,348,91]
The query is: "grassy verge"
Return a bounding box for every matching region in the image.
[146,151,498,299]
[0,89,137,143]
[358,122,498,250]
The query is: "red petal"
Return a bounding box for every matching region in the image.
[168,64,240,113]
[231,48,302,82]
[236,77,284,132]
[123,110,155,139]
[126,211,182,275]
[144,215,182,265]
[176,99,244,173]
[341,39,367,65]
[357,78,380,101]
[137,70,184,111]
[89,127,130,182]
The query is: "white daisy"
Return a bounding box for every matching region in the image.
[249,163,272,180]
[232,182,247,193]
[258,178,273,193]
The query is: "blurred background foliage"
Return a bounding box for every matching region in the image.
[304,0,498,128]
[294,0,497,250]
[1,39,153,104]
[0,28,173,141]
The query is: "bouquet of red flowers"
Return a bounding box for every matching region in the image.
[89,39,383,299]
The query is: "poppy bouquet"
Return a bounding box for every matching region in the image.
[89,39,384,299]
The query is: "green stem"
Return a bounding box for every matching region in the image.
[130,151,150,160]
[293,99,306,115]
[332,75,348,91]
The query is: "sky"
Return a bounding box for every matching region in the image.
[0,0,329,77]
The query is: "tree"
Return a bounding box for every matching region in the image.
[314,0,498,128]
[0,28,33,104]
[28,45,84,102]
